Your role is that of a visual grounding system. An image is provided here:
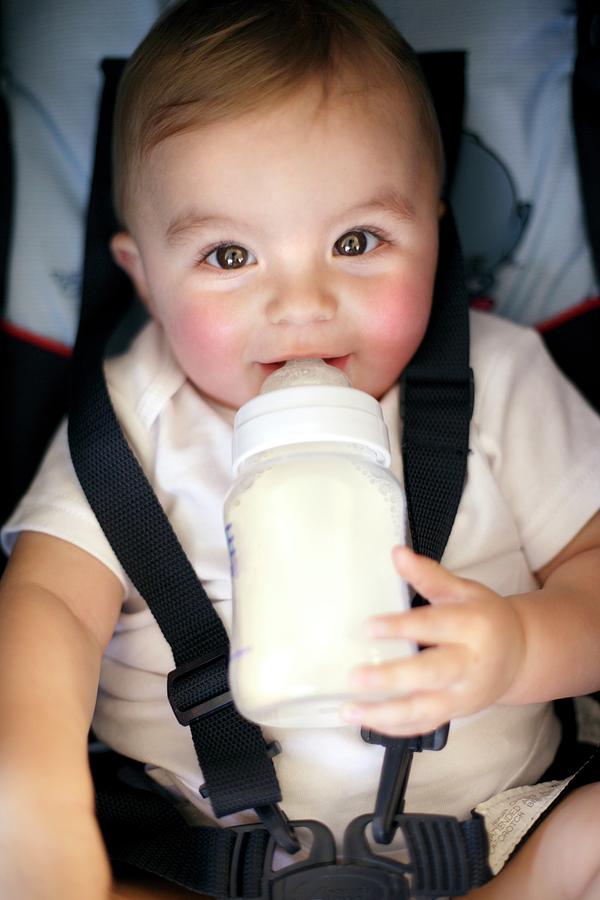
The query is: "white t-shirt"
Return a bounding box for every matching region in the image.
[3,311,600,854]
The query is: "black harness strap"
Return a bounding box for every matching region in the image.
[69,60,287,834]
[92,753,268,898]
[363,56,472,844]
[364,208,473,846]
[69,362,284,821]
[402,211,473,567]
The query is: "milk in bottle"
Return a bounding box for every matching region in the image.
[224,359,414,728]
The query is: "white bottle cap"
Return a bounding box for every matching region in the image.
[232,359,391,474]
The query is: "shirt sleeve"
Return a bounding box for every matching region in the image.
[472,314,600,572]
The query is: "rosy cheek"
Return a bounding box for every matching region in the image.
[164,303,219,366]
[169,303,200,341]
[168,300,244,378]
[366,278,433,353]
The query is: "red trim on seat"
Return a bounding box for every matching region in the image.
[537,297,600,333]
[0,319,73,358]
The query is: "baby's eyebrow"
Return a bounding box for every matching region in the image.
[343,188,416,223]
[165,211,244,246]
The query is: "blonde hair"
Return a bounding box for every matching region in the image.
[113,0,444,225]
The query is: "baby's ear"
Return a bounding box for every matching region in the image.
[110,232,152,309]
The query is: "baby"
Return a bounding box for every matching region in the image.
[1,1,600,898]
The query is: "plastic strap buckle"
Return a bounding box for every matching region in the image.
[228,817,411,900]
[166,650,232,726]
[397,813,472,897]
[228,811,483,899]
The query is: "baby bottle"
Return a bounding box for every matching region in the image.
[224,359,414,728]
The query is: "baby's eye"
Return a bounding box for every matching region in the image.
[334,230,381,257]
[204,244,256,269]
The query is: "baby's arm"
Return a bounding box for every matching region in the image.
[0,531,124,900]
[347,509,600,736]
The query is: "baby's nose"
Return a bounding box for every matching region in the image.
[266,286,336,326]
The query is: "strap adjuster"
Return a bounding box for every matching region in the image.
[167,651,232,726]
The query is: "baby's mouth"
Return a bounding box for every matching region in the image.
[261,355,350,374]
[323,355,350,371]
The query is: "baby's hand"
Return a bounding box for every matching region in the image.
[345,546,526,736]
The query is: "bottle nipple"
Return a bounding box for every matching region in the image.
[260,358,351,394]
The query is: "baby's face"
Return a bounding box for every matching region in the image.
[120,80,441,408]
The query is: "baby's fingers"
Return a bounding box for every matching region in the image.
[352,645,465,698]
[368,601,474,647]
[344,690,453,737]
[392,546,473,605]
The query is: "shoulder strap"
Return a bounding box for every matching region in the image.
[418,51,465,191]
[69,59,293,847]
[402,208,473,566]
[364,206,472,845]
[364,59,472,840]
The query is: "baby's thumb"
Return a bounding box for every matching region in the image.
[392,546,464,605]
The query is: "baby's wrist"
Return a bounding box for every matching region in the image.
[494,596,529,705]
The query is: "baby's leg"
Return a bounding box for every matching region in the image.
[462,782,600,900]
[582,869,600,900]
[110,873,207,899]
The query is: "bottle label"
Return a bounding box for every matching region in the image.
[225,522,237,578]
